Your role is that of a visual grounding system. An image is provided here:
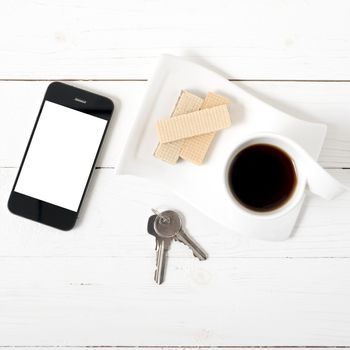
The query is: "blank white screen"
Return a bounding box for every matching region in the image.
[15,101,107,211]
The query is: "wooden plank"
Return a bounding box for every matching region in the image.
[1,168,349,258]
[0,81,349,169]
[0,349,344,350]
[0,0,350,80]
[236,81,350,169]
[1,257,350,345]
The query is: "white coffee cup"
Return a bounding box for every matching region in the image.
[225,133,345,220]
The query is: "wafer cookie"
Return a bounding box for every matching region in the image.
[156,104,231,144]
[180,93,230,164]
[154,91,203,163]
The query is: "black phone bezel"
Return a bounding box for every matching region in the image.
[8,82,114,231]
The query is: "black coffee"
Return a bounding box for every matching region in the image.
[228,144,297,212]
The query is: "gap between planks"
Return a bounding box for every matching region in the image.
[1,166,349,170]
[0,257,349,260]
[0,346,349,348]
[3,79,350,83]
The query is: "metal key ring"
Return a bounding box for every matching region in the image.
[151,208,170,224]
[153,210,182,239]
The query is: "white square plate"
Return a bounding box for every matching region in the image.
[116,55,327,240]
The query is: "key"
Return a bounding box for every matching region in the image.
[175,228,207,261]
[152,210,180,284]
[154,210,208,261]
[147,213,172,284]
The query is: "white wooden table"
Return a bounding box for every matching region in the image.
[1,0,350,348]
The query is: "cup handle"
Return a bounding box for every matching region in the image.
[294,142,347,200]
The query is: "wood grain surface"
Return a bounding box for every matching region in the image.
[1,0,350,80]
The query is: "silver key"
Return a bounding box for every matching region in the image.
[153,210,180,284]
[175,228,207,261]
[154,237,172,284]
[155,210,208,262]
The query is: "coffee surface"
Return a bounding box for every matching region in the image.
[228,144,297,212]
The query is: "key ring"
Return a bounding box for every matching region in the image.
[151,208,170,224]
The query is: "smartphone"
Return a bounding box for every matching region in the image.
[8,82,114,230]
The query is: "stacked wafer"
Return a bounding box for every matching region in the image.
[154,91,231,165]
